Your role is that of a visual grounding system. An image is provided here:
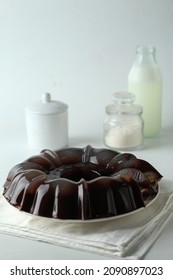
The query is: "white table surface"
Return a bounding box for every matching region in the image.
[0,127,173,260]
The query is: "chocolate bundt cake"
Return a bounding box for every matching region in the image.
[3,145,162,220]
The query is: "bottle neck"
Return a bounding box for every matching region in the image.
[135,46,157,66]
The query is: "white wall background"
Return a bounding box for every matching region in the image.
[0,0,173,144]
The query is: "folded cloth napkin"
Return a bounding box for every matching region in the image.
[0,179,173,259]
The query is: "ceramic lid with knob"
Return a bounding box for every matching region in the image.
[26,93,68,115]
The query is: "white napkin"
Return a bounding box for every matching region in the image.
[0,179,173,259]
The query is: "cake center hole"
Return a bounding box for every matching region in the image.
[48,166,101,182]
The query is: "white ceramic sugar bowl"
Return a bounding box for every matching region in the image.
[25,93,68,151]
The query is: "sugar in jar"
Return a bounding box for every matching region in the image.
[103,92,143,150]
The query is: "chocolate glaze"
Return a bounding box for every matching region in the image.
[2,145,162,220]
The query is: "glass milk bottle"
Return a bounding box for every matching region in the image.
[128,46,162,138]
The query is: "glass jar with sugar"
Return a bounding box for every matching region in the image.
[103,92,143,150]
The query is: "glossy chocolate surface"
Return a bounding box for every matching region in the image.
[3,145,162,220]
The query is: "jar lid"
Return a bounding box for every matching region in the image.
[105,92,143,115]
[26,93,68,115]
